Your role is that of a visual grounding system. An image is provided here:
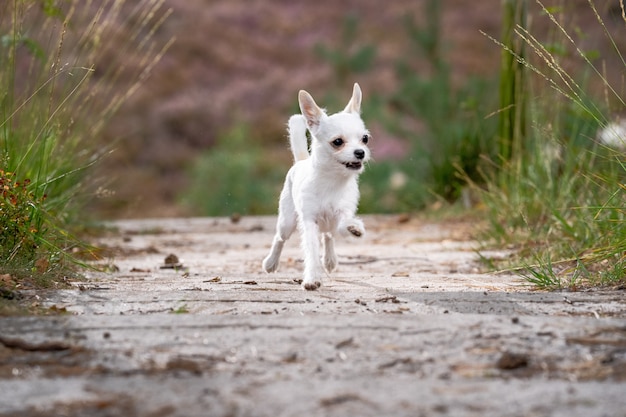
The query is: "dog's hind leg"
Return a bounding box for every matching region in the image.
[263,182,297,273]
[263,235,286,273]
[322,233,337,273]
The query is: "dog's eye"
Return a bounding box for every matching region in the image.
[362,134,370,144]
[331,138,344,148]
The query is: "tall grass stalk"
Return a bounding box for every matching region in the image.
[0,1,170,278]
[499,0,527,162]
[479,0,625,288]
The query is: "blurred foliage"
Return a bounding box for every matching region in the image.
[186,1,500,215]
[335,3,499,211]
[325,2,499,210]
[314,14,376,86]
[182,124,285,216]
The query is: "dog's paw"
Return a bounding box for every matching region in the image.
[323,253,338,273]
[262,255,278,273]
[302,280,322,291]
[341,218,365,238]
[347,225,363,237]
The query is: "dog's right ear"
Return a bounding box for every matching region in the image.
[298,90,324,131]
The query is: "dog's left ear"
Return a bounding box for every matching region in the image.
[344,83,362,114]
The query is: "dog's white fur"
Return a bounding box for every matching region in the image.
[262,83,371,290]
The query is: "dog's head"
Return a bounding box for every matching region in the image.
[298,83,371,174]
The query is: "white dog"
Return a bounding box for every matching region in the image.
[262,83,371,290]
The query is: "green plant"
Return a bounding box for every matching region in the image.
[499,0,528,162]
[171,304,189,314]
[0,0,170,280]
[391,7,500,204]
[359,159,429,213]
[478,0,625,288]
[314,14,376,88]
[599,258,626,286]
[182,124,287,216]
[0,170,44,263]
[520,253,562,289]
[315,2,501,210]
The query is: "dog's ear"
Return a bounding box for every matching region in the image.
[344,83,362,114]
[298,90,324,130]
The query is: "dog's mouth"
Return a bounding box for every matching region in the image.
[344,161,363,170]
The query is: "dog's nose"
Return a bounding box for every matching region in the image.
[354,149,365,160]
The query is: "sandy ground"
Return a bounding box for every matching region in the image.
[0,215,625,417]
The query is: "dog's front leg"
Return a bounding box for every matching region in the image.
[301,219,323,290]
[339,215,365,238]
[322,233,337,273]
[263,180,297,273]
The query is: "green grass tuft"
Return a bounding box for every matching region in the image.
[478,0,626,289]
[0,0,170,288]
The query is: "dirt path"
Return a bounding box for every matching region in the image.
[1,215,625,417]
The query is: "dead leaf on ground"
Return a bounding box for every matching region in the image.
[161,253,183,269]
[496,351,529,370]
[0,274,15,287]
[164,253,179,265]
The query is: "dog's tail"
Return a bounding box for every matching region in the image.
[288,115,309,162]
